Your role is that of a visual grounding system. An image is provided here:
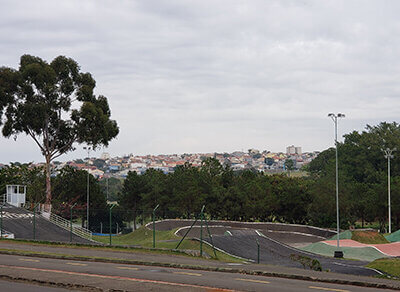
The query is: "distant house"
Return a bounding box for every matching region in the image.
[89,168,104,178]
[108,165,120,172]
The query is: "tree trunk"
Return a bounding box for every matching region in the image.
[361,214,364,229]
[45,155,52,211]
[133,210,137,230]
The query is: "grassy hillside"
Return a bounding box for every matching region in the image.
[93,227,242,262]
[352,230,389,244]
[367,258,400,277]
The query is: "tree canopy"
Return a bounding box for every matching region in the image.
[0,55,119,205]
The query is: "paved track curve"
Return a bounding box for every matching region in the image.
[152,220,380,276]
[204,229,378,276]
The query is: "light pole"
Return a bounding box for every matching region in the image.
[328,113,345,258]
[383,148,396,234]
[83,146,91,230]
[152,204,159,248]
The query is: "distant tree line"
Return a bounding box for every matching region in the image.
[1,121,400,233]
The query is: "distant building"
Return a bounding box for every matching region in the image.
[248,149,260,155]
[286,145,302,155]
[101,152,111,160]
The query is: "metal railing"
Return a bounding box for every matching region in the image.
[40,211,92,241]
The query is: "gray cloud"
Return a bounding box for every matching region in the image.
[1,0,400,162]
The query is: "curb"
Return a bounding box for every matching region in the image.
[0,249,398,290]
[0,274,102,292]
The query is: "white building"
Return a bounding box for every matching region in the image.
[286,145,302,155]
[101,152,111,160]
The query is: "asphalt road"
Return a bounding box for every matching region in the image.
[204,229,378,276]
[0,253,389,292]
[0,279,71,292]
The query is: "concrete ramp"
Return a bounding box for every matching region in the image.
[0,204,92,244]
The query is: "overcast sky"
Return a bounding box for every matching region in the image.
[1,0,400,163]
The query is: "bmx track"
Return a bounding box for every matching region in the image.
[148,219,380,276]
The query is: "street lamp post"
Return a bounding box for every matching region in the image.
[83,146,91,230]
[328,113,345,258]
[383,148,396,234]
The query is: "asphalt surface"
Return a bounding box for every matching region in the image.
[204,229,377,276]
[150,219,336,238]
[153,220,377,276]
[1,204,91,244]
[0,253,390,292]
[0,279,71,292]
[0,240,399,290]
[175,226,325,247]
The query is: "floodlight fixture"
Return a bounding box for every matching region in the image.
[383,147,396,233]
[328,112,346,257]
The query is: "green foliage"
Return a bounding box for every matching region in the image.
[0,163,45,203]
[115,121,400,231]
[307,122,400,230]
[0,55,119,204]
[98,176,123,201]
[367,258,400,277]
[52,166,108,230]
[118,158,312,224]
[289,254,322,271]
[351,230,389,244]
[285,159,295,171]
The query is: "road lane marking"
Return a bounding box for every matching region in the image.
[0,264,234,291]
[309,286,350,292]
[66,262,88,266]
[173,271,202,277]
[117,266,139,271]
[235,278,270,284]
[19,258,40,262]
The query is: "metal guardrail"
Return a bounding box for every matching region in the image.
[41,211,92,241]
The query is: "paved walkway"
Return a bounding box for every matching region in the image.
[323,240,400,257]
[0,240,399,290]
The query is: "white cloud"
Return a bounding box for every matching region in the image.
[1,0,400,162]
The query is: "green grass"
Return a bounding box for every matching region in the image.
[352,230,389,244]
[367,258,400,277]
[93,227,177,246]
[93,227,243,263]
[328,230,389,244]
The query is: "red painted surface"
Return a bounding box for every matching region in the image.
[323,239,400,256]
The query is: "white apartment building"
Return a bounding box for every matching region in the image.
[286,145,302,155]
